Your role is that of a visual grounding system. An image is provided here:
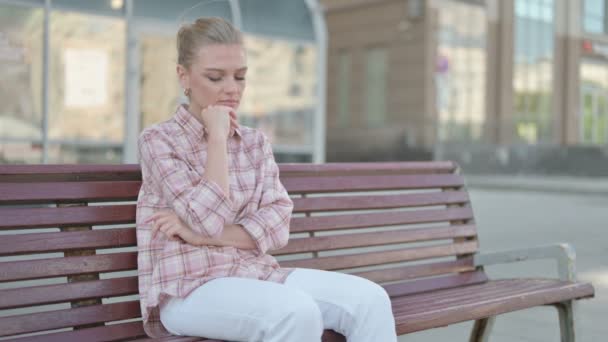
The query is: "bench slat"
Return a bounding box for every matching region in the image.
[391,279,595,335]
[280,241,478,271]
[8,321,146,342]
[0,205,136,230]
[351,257,475,284]
[385,270,488,298]
[0,277,138,310]
[0,301,141,337]
[274,225,477,255]
[0,252,137,282]
[0,164,142,182]
[279,161,456,175]
[282,174,464,193]
[292,191,469,213]
[290,207,474,233]
[0,181,141,204]
[0,228,136,256]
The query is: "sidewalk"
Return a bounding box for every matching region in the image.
[464,174,608,196]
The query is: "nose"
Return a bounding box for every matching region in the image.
[223,78,238,94]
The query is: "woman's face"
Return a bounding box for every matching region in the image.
[178,43,247,112]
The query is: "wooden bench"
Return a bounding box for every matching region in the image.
[0,162,595,342]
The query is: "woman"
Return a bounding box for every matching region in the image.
[136,17,397,342]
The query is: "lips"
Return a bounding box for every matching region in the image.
[218,100,239,108]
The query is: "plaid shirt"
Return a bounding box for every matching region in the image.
[136,105,294,337]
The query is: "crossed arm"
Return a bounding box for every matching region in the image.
[138,130,292,254]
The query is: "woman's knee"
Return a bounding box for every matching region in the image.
[356,279,393,314]
[268,291,324,339]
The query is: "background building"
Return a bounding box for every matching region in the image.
[323,0,608,176]
[0,0,326,164]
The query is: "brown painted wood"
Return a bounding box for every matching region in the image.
[279,161,457,175]
[0,301,141,337]
[289,207,474,233]
[391,279,595,334]
[0,277,138,310]
[0,181,141,204]
[0,164,142,182]
[273,224,477,255]
[282,174,464,193]
[280,241,478,271]
[384,270,489,298]
[8,321,146,342]
[351,257,475,284]
[292,191,470,213]
[0,205,136,230]
[0,252,137,282]
[0,228,136,256]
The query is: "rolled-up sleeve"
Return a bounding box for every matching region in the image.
[138,130,234,238]
[236,134,294,255]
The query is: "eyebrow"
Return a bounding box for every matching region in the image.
[204,67,248,72]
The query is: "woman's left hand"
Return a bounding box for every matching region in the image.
[146,210,203,245]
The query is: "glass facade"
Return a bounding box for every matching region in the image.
[583,0,606,34]
[513,0,555,144]
[0,0,322,164]
[436,0,487,142]
[0,4,43,163]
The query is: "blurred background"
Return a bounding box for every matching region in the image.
[0,0,606,341]
[2,0,608,176]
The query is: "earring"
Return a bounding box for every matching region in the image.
[184,88,191,97]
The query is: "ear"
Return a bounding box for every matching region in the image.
[176,64,190,90]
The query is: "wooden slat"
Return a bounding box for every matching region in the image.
[9,321,146,342]
[351,257,475,284]
[0,164,142,182]
[391,279,595,335]
[279,161,457,175]
[292,191,469,213]
[0,181,141,204]
[274,225,477,255]
[0,205,136,230]
[130,330,345,342]
[280,241,478,270]
[0,301,141,337]
[0,252,137,282]
[0,277,138,310]
[384,270,489,298]
[290,207,474,233]
[282,174,464,193]
[0,228,136,256]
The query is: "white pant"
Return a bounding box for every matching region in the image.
[159,268,397,342]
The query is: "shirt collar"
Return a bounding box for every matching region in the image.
[174,104,242,139]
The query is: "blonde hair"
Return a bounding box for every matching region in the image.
[177,17,243,69]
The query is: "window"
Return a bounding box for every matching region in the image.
[0,4,44,163]
[46,11,125,163]
[436,0,487,142]
[513,0,555,144]
[365,47,387,127]
[336,50,351,127]
[583,0,607,34]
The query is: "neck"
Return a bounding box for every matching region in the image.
[186,102,205,125]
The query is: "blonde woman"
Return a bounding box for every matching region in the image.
[136,17,397,342]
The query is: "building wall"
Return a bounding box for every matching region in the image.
[322,0,435,161]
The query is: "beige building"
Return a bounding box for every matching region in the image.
[321,0,608,175]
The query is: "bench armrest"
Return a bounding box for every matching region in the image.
[473,243,577,282]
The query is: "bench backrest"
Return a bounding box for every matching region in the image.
[0,162,483,341]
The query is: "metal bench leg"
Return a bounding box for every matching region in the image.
[469,316,495,342]
[556,301,577,342]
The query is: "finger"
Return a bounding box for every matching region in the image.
[144,213,159,225]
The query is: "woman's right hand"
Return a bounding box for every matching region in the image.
[201,105,239,140]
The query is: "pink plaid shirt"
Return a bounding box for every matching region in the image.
[136,105,294,337]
